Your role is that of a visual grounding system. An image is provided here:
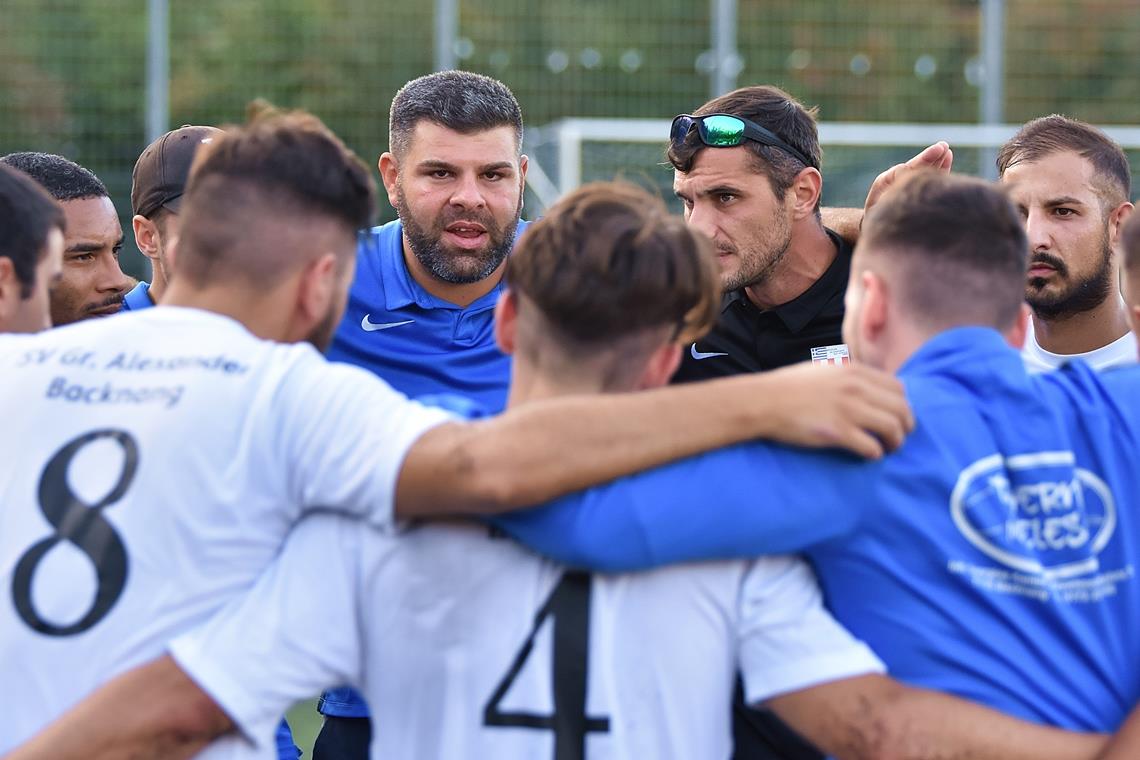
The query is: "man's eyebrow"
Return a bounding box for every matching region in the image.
[417,159,459,172]
[1043,196,1087,207]
[695,184,746,198]
[66,241,105,253]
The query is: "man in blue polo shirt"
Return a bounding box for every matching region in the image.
[494,172,1140,734]
[325,70,530,413]
[123,125,223,312]
[316,69,531,754]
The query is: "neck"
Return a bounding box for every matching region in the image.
[1031,295,1130,356]
[506,359,611,409]
[743,220,835,310]
[402,236,505,308]
[147,269,166,304]
[162,281,293,342]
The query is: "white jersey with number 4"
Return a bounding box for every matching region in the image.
[172,515,884,760]
[0,307,451,752]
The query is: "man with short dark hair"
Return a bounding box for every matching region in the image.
[124,125,224,310]
[326,69,528,412]
[493,171,1140,742]
[314,68,532,754]
[0,164,65,333]
[0,152,131,325]
[996,115,1134,371]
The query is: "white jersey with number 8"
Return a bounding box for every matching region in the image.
[0,307,451,752]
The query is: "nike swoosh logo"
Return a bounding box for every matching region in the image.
[361,315,415,332]
[690,343,728,360]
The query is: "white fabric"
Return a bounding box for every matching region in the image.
[1021,317,1137,373]
[0,307,451,752]
[172,516,884,760]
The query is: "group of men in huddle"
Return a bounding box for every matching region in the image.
[2,69,1140,760]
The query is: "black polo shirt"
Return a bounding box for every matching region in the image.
[673,229,851,382]
[673,229,851,760]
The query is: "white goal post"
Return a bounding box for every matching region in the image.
[523,118,1140,211]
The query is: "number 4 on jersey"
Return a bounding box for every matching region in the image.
[483,571,611,760]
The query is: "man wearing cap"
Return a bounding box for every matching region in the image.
[123,125,223,311]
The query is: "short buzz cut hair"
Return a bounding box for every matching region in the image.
[860,171,1028,332]
[996,115,1131,206]
[388,70,524,157]
[0,152,108,202]
[0,164,66,298]
[668,85,821,210]
[176,108,376,289]
[506,181,721,351]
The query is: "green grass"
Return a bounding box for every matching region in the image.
[285,699,323,757]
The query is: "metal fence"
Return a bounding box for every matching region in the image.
[1,0,1138,276]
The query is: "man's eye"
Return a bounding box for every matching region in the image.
[718,193,736,204]
[1054,207,1075,217]
[72,253,94,262]
[484,172,503,181]
[431,170,451,179]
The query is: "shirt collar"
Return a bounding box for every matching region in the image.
[898,326,1023,381]
[122,280,153,310]
[726,228,850,333]
[376,221,507,313]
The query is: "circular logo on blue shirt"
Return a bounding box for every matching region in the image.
[950,451,1115,579]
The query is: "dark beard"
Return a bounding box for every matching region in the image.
[1027,239,1115,321]
[395,186,520,285]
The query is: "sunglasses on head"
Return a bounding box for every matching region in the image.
[670,113,816,169]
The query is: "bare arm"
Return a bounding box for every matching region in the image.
[1097,703,1140,759]
[395,361,914,518]
[4,656,231,760]
[766,673,1106,760]
[822,207,865,246]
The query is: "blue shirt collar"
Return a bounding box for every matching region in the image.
[898,326,1024,383]
[122,280,153,311]
[375,221,506,313]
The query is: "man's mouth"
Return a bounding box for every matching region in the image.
[443,222,489,250]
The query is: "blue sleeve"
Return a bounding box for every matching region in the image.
[490,440,872,572]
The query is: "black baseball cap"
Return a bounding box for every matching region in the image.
[131,125,223,218]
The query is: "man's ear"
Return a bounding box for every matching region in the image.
[379,153,400,209]
[1005,302,1031,350]
[494,289,519,355]
[297,252,338,330]
[637,342,682,390]
[1109,202,1135,248]
[0,258,18,324]
[791,167,823,221]
[859,269,889,344]
[132,215,161,261]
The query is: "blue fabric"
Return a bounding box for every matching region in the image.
[493,327,1140,731]
[120,280,153,311]
[275,719,301,759]
[318,221,525,719]
[326,219,531,414]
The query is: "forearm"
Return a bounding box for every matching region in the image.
[1097,704,1140,759]
[768,675,1105,760]
[397,363,911,518]
[821,207,863,246]
[6,656,231,760]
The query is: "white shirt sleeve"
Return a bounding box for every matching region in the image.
[169,514,372,749]
[736,556,885,705]
[274,354,454,529]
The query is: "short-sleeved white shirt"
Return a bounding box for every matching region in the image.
[0,307,451,751]
[1022,317,1137,373]
[173,516,884,759]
